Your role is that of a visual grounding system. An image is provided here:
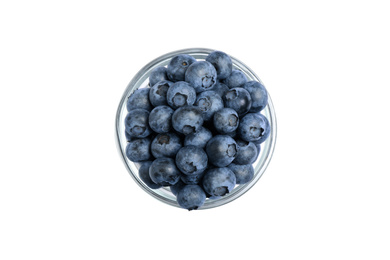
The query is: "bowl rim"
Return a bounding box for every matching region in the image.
[115,47,277,209]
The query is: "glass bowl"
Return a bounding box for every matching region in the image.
[115,48,277,209]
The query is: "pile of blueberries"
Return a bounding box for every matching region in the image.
[124,51,270,210]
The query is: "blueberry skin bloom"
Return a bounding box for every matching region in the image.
[126,88,153,112]
[172,106,204,135]
[210,82,229,98]
[151,133,182,158]
[125,137,152,162]
[224,69,247,88]
[206,135,238,167]
[206,51,232,80]
[176,146,208,176]
[149,157,181,186]
[233,139,258,165]
[181,171,205,185]
[184,127,212,149]
[238,113,270,143]
[227,163,254,184]
[138,161,161,189]
[148,105,174,133]
[176,185,206,211]
[242,81,268,113]
[223,87,252,116]
[124,109,151,138]
[195,90,224,121]
[149,66,168,87]
[149,80,174,107]
[166,81,196,109]
[167,54,196,82]
[185,61,217,93]
[202,167,236,197]
[170,180,186,196]
[213,108,239,134]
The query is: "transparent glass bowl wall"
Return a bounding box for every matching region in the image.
[115,48,277,209]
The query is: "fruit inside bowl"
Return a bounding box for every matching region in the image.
[116,48,277,210]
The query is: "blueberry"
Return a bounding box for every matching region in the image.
[176,146,208,175]
[233,140,258,165]
[148,105,174,133]
[172,106,204,135]
[255,144,261,160]
[227,163,254,184]
[210,82,229,98]
[223,88,252,116]
[238,113,270,143]
[206,51,232,80]
[224,69,247,88]
[184,127,212,149]
[125,130,133,142]
[149,157,181,186]
[124,109,151,138]
[151,133,182,158]
[206,135,238,167]
[125,137,151,162]
[213,108,239,134]
[185,61,217,93]
[202,167,236,196]
[167,54,196,82]
[176,185,206,210]
[242,81,268,112]
[149,66,168,87]
[126,88,152,112]
[170,180,186,196]
[181,171,205,185]
[195,90,224,121]
[226,130,237,138]
[138,161,161,189]
[149,80,174,107]
[166,81,196,109]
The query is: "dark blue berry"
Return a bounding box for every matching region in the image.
[148,105,174,133]
[206,135,238,167]
[151,133,182,158]
[195,90,224,121]
[202,167,236,196]
[233,140,258,165]
[181,171,205,185]
[149,157,181,186]
[210,82,229,97]
[167,54,196,82]
[176,185,206,210]
[206,51,232,80]
[223,88,252,116]
[149,67,168,87]
[224,69,247,88]
[242,81,268,112]
[127,88,152,112]
[172,106,204,135]
[124,109,151,138]
[185,61,217,93]
[170,180,186,196]
[227,163,254,184]
[149,80,174,107]
[138,161,161,189]
[176,146,208,176]
[184,127,212,149]
[213,108,239,134]
[238,113,270,143]
[125,137,151,162]
[255,144,261,161]
[166,81,196,109]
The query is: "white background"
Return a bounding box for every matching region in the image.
[1,0,389,259]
